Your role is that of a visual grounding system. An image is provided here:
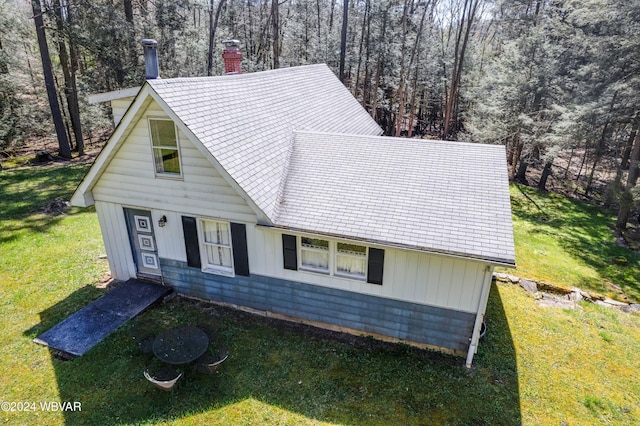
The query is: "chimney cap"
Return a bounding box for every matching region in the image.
[222,39,240,48]
[141,39,158,48]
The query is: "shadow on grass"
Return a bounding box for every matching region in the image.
[29,282,520,425]
[511,184,640,301]
[0,164,90,243]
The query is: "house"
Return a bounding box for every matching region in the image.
[72,42,515,367]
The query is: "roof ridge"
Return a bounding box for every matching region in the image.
[270,133,296,222]
[148,64,330,85]
[292,130,501,149]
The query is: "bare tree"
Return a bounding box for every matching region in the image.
[31,0,71,159]
[443,0,481,139]
[54,0,84,155]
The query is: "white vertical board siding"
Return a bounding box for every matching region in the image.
[92,100,257,224]
[95,201,137,280]
[252,227,488,313]
[151,210,187,262]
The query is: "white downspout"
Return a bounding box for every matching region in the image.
[466,265,494,368]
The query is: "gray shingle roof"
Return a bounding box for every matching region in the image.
[143,64,514,265]
[147,64,382,220]
[273,131,516,266]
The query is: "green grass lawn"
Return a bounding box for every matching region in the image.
[1,164,639,425]
[503,184,640,302]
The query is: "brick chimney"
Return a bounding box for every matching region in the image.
[141,39,159,79]
[222,39,242,75]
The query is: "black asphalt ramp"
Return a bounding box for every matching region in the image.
[34,279,172,358]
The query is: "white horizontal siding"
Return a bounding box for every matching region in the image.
[92,101,257,224]
[111,98,135,126]
[95,201,136,280]
[251,227,488,313]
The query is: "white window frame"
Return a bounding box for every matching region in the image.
[297,235,368,281]
[334,242,368,281]
[198,219,234,276]
[299,236,330,274]
[148,118,183,178]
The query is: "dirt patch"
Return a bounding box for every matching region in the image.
[41,197,70,216]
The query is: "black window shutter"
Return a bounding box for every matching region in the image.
[181,216,201,268]
[230,223,250,276]
[282,234,297,270]
[367,248,385,285]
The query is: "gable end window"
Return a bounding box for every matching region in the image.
[149,119,181,176]
[199,219,234,275]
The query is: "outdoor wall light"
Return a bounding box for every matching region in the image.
[158,215,167,227]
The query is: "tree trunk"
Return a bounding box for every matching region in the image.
[510,136,523,180]
[585,122,611,196]
[207,0,226,76]
[443,0,479,139]
[338,0,349,83]
[616,128,640,230]
[31,0,71,159]
[398,0,431,137]
[0,37,8,74]
[621,118,639,170]
[616,190,634,230]
[55,0,84,155]
[538,160,553,191]
[371,3,391,123]
[515,158,529,184]
[123,0,134,22]
[329,0,336,32]
[354,0,369,100]
[394,0,410,136]
[586,93,617,195]
[564,147,575,179]
[628,127,640,187]
[316,0,322,42]
[361,2,372,110]
[123,0,137,70]
[270,0,280,69]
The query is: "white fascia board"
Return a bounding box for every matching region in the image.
[87,87,142,104]
[70,85,153,207]
[147,89,272,225]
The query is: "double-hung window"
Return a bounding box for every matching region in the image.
[298,237,368,281]
[300,237,330,273]
[283,234,382,284]
[149,119,181,176]
[200,220,234,275]
[335,242,367,280]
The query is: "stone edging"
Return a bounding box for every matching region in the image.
[493,273,640,313]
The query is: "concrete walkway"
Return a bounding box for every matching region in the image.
[34,279,172,358]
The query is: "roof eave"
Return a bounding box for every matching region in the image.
[261,223,516,267]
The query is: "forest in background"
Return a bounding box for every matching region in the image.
[0,0,639,232]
